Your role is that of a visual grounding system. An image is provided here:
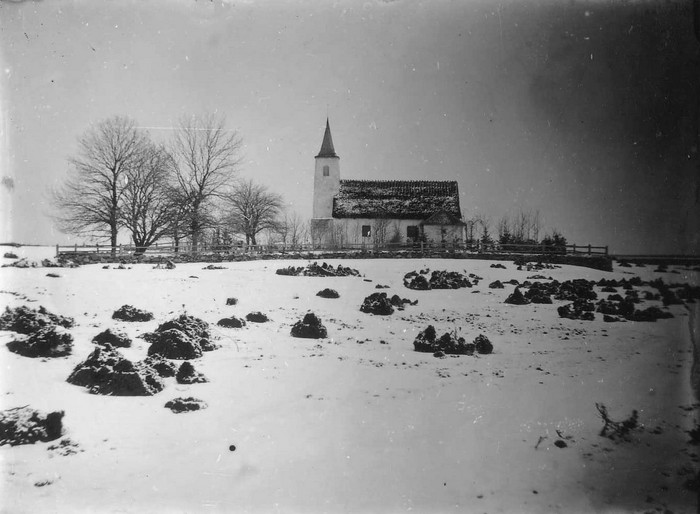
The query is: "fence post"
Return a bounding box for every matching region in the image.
[572,244,576,254]
[55,244,59,257]
[74,243,77,253]
[605,246,608,256]
[587,244,591,255]
[96,243,99,254]
[119,244,122,256]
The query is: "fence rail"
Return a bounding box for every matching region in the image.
[56,241,608,258]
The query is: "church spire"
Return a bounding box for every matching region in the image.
[316,118,338,158]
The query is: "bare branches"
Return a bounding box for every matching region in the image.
[225,179,283,246]
[121,143,176,252]
[52,116,149,252]
[169,113,242,251]
[277,211,308,247]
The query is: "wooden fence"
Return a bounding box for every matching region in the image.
[56,241,608,258]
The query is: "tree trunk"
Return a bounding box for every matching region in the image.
[110,222,118,257]
[190,203,201,253]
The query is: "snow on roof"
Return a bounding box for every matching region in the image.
[332,180,462,220]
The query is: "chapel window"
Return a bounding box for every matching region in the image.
[323,165,330,177]
[362,225,371,238]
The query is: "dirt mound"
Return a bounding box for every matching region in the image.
[203,264,226,270]
[164,397,208,413]
[42,258,64,268]
[67,345,164,396]
[217,316,246,328]
[554,280,597,301]
[112,305,154,322]
[403,273,430,290]
[155,314,210,340]
[226,297,238,305]
[523,282,556,304]
[360,292,394,315]
[246,312,269,323]
[489,280,505,289]
[3,252,18,259]
[146,315,217,353]
[1,257,37,268]
[490,263,507,269]
[629,306,674,322]
[389,294,417,310]
[7,326,73,358]
[557,300,596,321]
[643,291,660,301]
[0,305,74,335]
[473,334,494,354]
[529,293,553,304]
[291,313,328,339]
[276,262,360,277]
[153,259,176,269]
[92,328,131,348]
[404,269,472,290]
[514,259,560,272]
[146,329,203,360]
[413,325,474,355]
[504,287,530,305]
[176,361,208,384]
[0,406,64,446]
[142,355,179,377]
[316,288,340,299]
[596,299,635,318]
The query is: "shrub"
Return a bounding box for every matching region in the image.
[112,305,153,322]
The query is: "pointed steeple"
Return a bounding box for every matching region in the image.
[316,118,338,158]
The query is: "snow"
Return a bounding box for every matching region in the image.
[0,248,698,513]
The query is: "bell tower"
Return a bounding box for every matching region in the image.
[312,118,340,219]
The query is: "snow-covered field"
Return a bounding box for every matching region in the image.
[0,246,698,513]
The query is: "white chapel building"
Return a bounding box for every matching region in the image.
[310,119,465,247]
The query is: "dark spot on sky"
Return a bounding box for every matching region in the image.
[2,177,15,192]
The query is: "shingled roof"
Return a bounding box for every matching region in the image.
[332,180,462,220]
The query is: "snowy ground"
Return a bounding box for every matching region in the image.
[0,247,698,513]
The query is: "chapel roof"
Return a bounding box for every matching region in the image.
[332,179,462,220]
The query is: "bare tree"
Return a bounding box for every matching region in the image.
[170,113,242,252]
[225,179,283,246]
[329,222,348,249]
[278,211,307,248]
[52,116,149,254]
[531,209,541,242]
[121,144,175,253]
[463,217,478,245]
[163,186,190,253]
[497,215,511,244]
[470,214,492,248]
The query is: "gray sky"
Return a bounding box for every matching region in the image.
[1,0,697,254]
